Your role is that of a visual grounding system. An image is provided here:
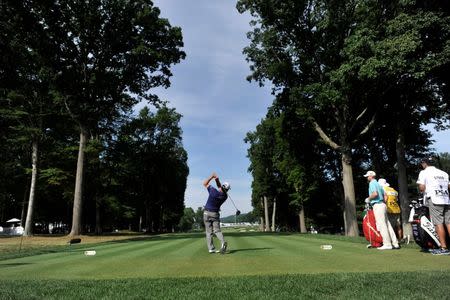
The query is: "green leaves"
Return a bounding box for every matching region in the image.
[111,105,188,232]
[39,168,70,186]
[0,0,188,233]
[240,0,449,233]
[344,10,449,82]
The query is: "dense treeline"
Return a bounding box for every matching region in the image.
[0,0,188,235]
[239,0,450,235]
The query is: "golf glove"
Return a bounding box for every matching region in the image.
[364,198,370,204]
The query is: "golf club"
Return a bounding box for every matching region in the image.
[227,193,241,216]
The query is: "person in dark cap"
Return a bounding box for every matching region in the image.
[417,156,450,255]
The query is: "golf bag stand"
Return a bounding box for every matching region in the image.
[362,205,383,248]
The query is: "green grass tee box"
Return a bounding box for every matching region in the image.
[1,232,449,299]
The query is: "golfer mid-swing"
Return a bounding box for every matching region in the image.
[203,172,230,254]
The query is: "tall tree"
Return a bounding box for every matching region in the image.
[273,103,321,233]
[338,0,450,236]
[245,107,316,232]
[238,0,376,236]
[113,106,188,233]
[13,0,186,235]
[0,1,60,235]
[245,115,283,232]
[238,0,449,236]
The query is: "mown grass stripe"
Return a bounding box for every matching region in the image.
[1,271,450,299]
[0,232,449,280]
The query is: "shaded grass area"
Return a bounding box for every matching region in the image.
[0,233,195,261]
[1,271,449,299]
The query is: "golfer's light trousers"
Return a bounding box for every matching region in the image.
[373,202,399,247]
[203,210,225,251]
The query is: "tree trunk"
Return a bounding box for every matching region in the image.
[271,197,276,232]
[259,197,264,231]
[24,139,39,236]
[259,217,265,231]
[341,151,359,236]
[313,121,360,236]
[264,195,270,232]
[160,204,164,233]
[396,124,412,238]
[145,200,151,232]
[21,184,30,228]
[299,206,307,233]
[69,127,87,236]
[95,199,102,235]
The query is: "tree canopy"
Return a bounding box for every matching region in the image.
[0,0,188,235]
[239,0,449,234]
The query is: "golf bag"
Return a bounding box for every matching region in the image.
[362,206,383,248]
[408,198,441,250]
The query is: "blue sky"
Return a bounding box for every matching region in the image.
[147,0,273,216]
[144,0,449,217]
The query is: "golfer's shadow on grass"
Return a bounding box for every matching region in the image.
[0,263,32,268]
[227,247,272,254]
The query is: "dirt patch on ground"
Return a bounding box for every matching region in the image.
[0,233,150,254]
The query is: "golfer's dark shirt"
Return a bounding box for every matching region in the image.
[205,186,227,212]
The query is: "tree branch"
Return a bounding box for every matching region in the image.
[64,99,77,120]
[355,107,368,123]
[352,113,376,143]
[349,107,368,134]
[312,120,341,150]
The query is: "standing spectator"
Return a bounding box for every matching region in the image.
[364,171,400,250]
[417,156,450,255]
[203,172,230,254]
[378,178,405,243]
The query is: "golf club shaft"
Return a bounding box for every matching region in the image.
[228,193,239,211]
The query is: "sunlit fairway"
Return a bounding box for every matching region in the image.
[1,232,450,299]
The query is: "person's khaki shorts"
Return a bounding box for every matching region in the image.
[428,201,450,225]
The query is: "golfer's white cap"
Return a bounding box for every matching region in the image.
[222,182,231,191]
[378,178,390,187]
[363,170,376,177]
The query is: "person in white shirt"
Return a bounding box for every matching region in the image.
[416,156,450,255]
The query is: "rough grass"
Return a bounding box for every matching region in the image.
[1,232,449,299]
